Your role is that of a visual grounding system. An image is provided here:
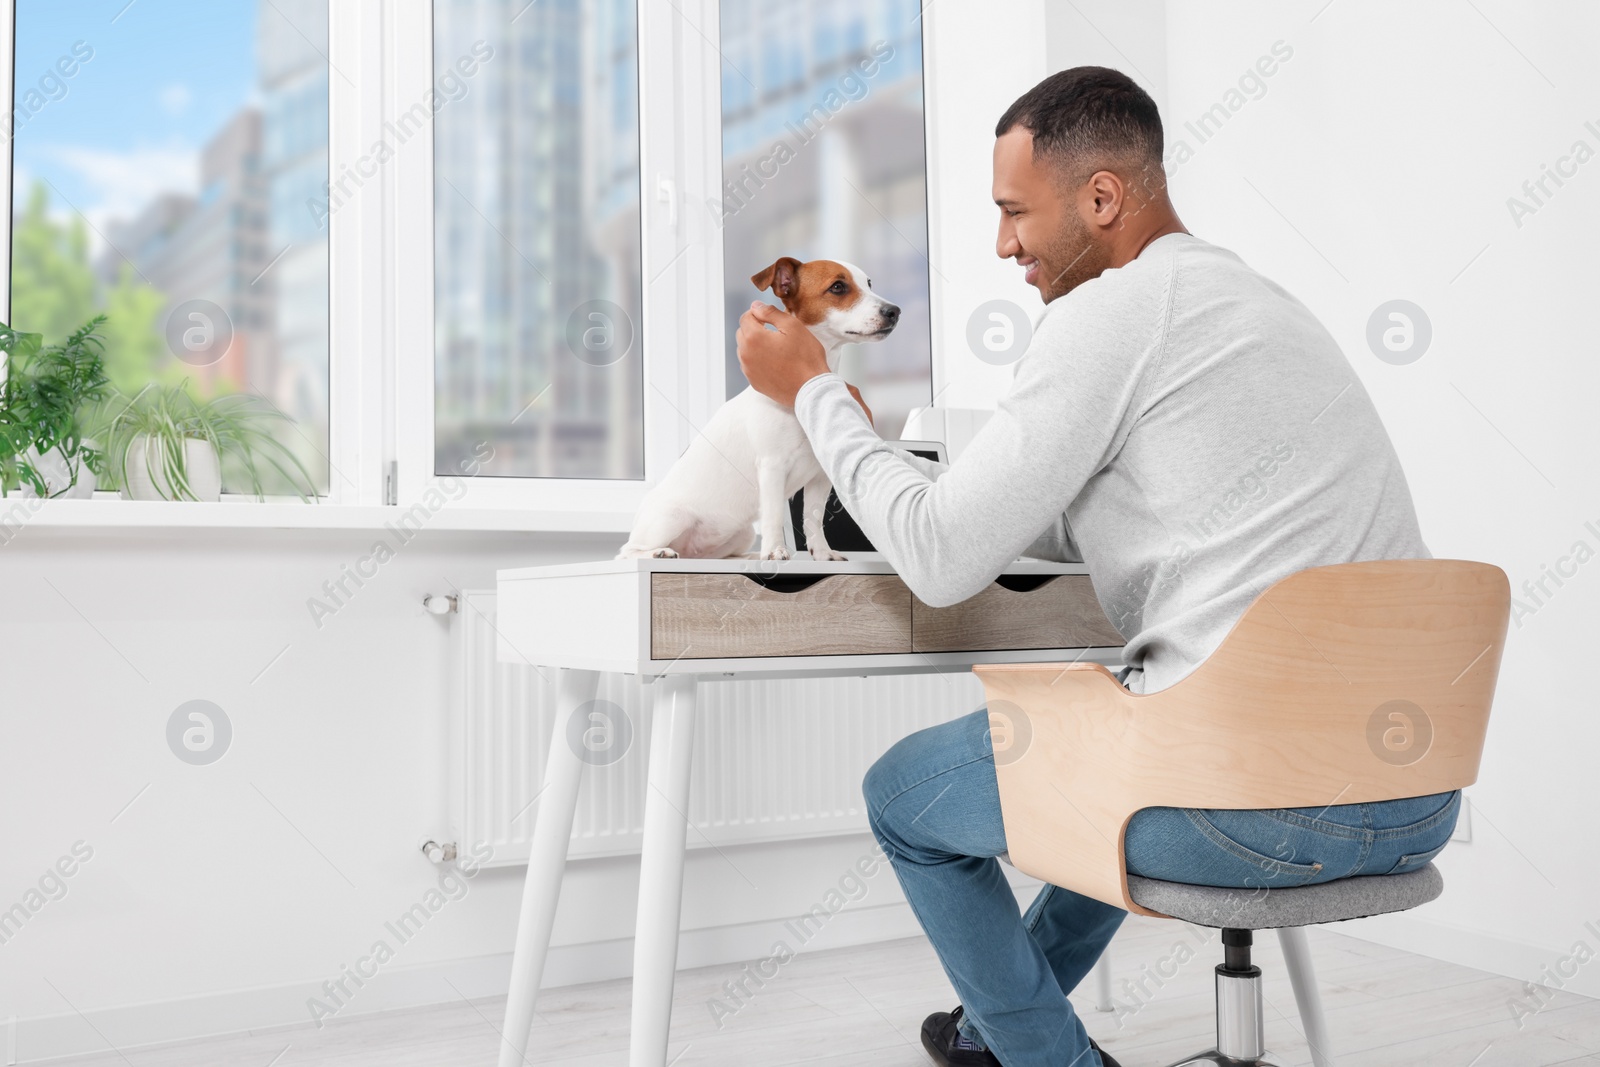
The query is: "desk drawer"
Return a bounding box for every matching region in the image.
[912,574,1121,652]
[650,573,913,660]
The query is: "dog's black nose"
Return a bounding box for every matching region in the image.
[882,303,901,325]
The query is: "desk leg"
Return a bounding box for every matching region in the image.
[628,675,698,1067]
[497,667,600,1067]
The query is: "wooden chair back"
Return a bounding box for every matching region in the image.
[972,560,1510,915]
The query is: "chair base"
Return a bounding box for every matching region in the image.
[1163,1051,1288,1066]
[1160,930,1296,1067]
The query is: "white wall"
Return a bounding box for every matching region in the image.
[922,0,1048,412]
[918,0,1169,417]
[1158,0,1600,994]
[1047,0,1167,111]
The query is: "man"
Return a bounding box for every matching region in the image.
[736,68,1458,1067]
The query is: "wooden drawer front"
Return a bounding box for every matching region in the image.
[912,575,1121,652]
[650,574,912,660]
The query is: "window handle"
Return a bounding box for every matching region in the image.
[656,174,677,229]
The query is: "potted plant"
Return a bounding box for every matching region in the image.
[0,316,111,498]
[100,382,320,502]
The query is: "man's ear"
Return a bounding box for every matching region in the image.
[751,256,802,304]
[1084,170,1126,229]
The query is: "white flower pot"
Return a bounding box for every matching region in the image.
[120,436,223,502]
[19,445,97,499]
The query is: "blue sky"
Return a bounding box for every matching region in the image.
[13,0,258,237]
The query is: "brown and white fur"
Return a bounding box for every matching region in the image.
[617,256,900,561]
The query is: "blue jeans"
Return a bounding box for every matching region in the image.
[863,709,1460,1067]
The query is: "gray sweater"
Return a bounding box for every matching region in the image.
[794,233,1428,693]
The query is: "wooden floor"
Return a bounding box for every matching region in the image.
[49,917,1600,1066]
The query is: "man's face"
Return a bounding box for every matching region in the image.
[992,128,1109,303]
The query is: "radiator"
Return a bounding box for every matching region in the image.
[448,589,985,866]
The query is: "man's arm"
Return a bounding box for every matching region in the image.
[898,449,948,481]
[899,435,1075,562]
[886,434,1075,561]
[1023,513,1083,563]
[790,377,1081,604]
[742,311,1153,608]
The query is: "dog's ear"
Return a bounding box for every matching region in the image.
[751,257,802,304]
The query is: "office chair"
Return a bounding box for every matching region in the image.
[974,559,1510,1067]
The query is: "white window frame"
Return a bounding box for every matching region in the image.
[330,1,387,509]
[389,0,725,519]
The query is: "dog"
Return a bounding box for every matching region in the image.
[617,256,900,561]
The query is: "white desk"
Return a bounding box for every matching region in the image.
[493,556,1125,1067]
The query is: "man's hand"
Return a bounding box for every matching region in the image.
[736,302,829,408]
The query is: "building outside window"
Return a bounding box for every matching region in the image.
[432,0,644,482]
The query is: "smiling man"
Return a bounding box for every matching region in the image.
[736,68,1447,1067]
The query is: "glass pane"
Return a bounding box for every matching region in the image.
[433,0,644,481]
[9,0,331,497]
[719,1,932,439]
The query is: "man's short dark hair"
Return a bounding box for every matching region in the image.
[995,66,1164,179]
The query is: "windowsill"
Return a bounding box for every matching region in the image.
[1,497,634,536]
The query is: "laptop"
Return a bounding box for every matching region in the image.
[786,440,948,557]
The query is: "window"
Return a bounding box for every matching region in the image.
[0,2,929,524]
[718,0,932,439]
[8,0,332,495]
[432,0,644,482]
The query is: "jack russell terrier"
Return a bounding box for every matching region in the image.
[618,256,900,561]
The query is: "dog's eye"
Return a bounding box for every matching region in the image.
[828,281,849,294]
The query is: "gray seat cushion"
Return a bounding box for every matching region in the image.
[1125,864,1444,929]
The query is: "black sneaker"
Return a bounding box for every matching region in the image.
[1087,1035,1123,1067]
[918,1005,1124,1067]
[920,1005,1000,1067]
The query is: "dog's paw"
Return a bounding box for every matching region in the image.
[810,548,848,562]
[650,547,680,559]
[761,546,791,561]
